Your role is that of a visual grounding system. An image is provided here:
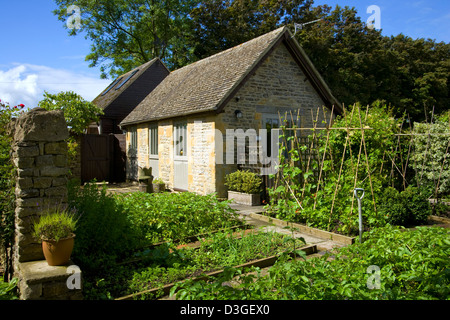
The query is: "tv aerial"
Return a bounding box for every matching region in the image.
[292,19,323,37]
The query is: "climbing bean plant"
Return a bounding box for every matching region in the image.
[266,103,410,235]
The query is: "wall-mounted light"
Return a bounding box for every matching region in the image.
[234,110,243,119]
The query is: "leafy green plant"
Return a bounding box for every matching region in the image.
[38,91,103,135]
[411,114,450,198]
[115,191,242,244]
[266,104,405,235]
[152,178,165,184]
[32,208,78,242]
[1,100,25,277]
[379,186,432,226]
[225,170,262,194]
[0,277,18,300]
[67,180,142,272]
[172,225,450,300]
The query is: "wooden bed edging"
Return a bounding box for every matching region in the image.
[115,244,317,300]
[248,212,356,245]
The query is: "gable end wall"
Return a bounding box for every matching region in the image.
[215,42,333,197]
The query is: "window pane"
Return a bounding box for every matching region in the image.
[175,123,187,156]
[149,126,158,156]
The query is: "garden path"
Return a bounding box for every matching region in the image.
[229,204,346,255]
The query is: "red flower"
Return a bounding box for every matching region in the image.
[18,104,25,108]
[14,106,17,109]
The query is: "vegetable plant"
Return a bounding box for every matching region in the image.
[172,225,450,300]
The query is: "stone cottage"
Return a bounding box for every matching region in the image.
[119,26,341,198]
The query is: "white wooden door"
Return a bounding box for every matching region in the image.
[174,122,188,190]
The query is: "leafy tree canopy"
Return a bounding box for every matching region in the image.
[53,0,198,78]
[38,91,104,134]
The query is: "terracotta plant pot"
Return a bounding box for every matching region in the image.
[42,234,75,266]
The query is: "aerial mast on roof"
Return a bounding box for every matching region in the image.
[292,19,323,37]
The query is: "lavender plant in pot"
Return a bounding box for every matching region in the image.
[32,208,77,266]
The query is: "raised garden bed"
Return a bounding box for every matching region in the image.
[91,229,316,300]
[248,212,356,245]
[116,244,317,300]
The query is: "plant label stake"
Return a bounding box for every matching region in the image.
[354,188,365,243]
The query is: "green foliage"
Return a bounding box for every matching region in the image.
[225,170,262,194]
[38,91,103,135]
[67,180,142,272]
[379,187,432,226]
[0,100,25,273]
[53,0,199,77]
[85,230,302,299]
[115,191,242,244]
[411,115,450,197]
[0,277,18,300]
[152,178,164,184]
[268,104,403,235]
[173,225,450,300]
[32,208,78,242]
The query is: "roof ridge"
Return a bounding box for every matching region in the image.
[169,26,287,75]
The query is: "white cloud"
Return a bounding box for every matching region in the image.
[0,63,110,108]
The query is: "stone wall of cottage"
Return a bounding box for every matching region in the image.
[187,117,216,195]
[157,121,174,188]
[215,42,333,197]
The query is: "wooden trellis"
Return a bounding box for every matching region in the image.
[269,104,450,229]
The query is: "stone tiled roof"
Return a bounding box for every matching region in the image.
[120,27,340,126]
[92,58,166,110]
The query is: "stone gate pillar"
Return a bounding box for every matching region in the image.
[11,108,82,300]
[12,108,69,265]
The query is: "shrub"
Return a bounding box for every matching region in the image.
[411,115,450,198]
[67,180,141,272]
[379,186,431,226]
[225,170,262,194]
[0,100,25,276]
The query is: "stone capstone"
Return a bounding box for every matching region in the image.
[13,108,69,142]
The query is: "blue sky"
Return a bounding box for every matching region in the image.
[0,0,449,109]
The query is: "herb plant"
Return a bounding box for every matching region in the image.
[32,208,77,242]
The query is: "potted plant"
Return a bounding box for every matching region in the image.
[225,170,262,206]
[32,208,77,266]
[152,178,166,193]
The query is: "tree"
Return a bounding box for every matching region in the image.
[189,0,315,60]
[38,91,103,134]
[382,35,450,120]
[53,0,199,78]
